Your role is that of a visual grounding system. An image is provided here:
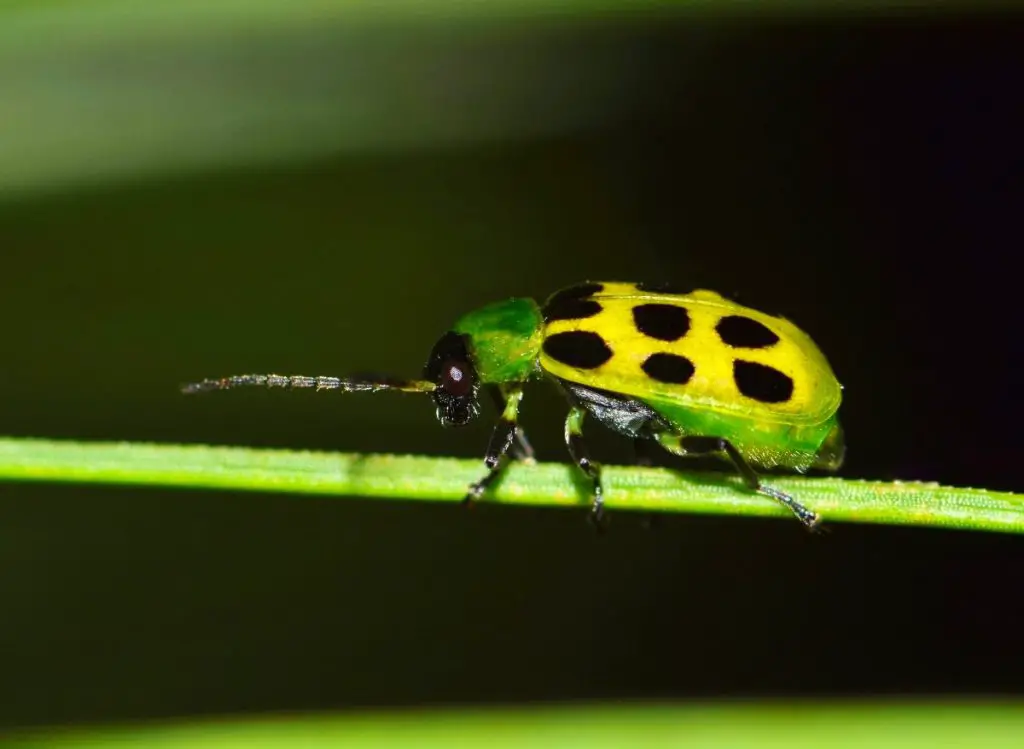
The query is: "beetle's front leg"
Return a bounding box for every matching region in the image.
[487,384,535,463]
[464,385,526,507]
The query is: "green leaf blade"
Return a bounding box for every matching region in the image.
[0,437,1021,533]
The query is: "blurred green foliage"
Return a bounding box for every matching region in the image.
[10,702,1024,748]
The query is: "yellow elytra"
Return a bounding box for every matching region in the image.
[538,282,843,473]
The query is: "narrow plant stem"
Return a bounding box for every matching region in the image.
[0,437,1021,533]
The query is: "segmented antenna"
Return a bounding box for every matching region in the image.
[181,374,435,395]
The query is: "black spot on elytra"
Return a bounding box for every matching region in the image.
[641,352,695,384]
[632,303,691,342]
[733,360,793,403]
[544,282,604,308]
[543,298,602,323]
[543,331,613,369]
[636,281,687,295]
[716,315,780,349]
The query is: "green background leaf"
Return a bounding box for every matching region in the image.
[9,703,1024,748]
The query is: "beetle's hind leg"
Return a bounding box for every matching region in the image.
[662,434,821,529]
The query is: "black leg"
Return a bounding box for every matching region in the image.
[677,435,820,529]
[564,403,605,527]
[464,386,526,507]
[488,385,535,462]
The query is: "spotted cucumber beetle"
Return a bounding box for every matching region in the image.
[183,281,844,528]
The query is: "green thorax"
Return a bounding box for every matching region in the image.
[453,297,544,384]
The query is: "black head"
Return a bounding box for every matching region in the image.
[424,331,480,427]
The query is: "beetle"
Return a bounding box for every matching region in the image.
[183,281,844,527]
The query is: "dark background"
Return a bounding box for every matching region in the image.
[1,10,1022,729]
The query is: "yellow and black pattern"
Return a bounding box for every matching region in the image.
[538,281,841,425]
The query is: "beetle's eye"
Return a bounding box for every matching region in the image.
[442,361,473,397]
